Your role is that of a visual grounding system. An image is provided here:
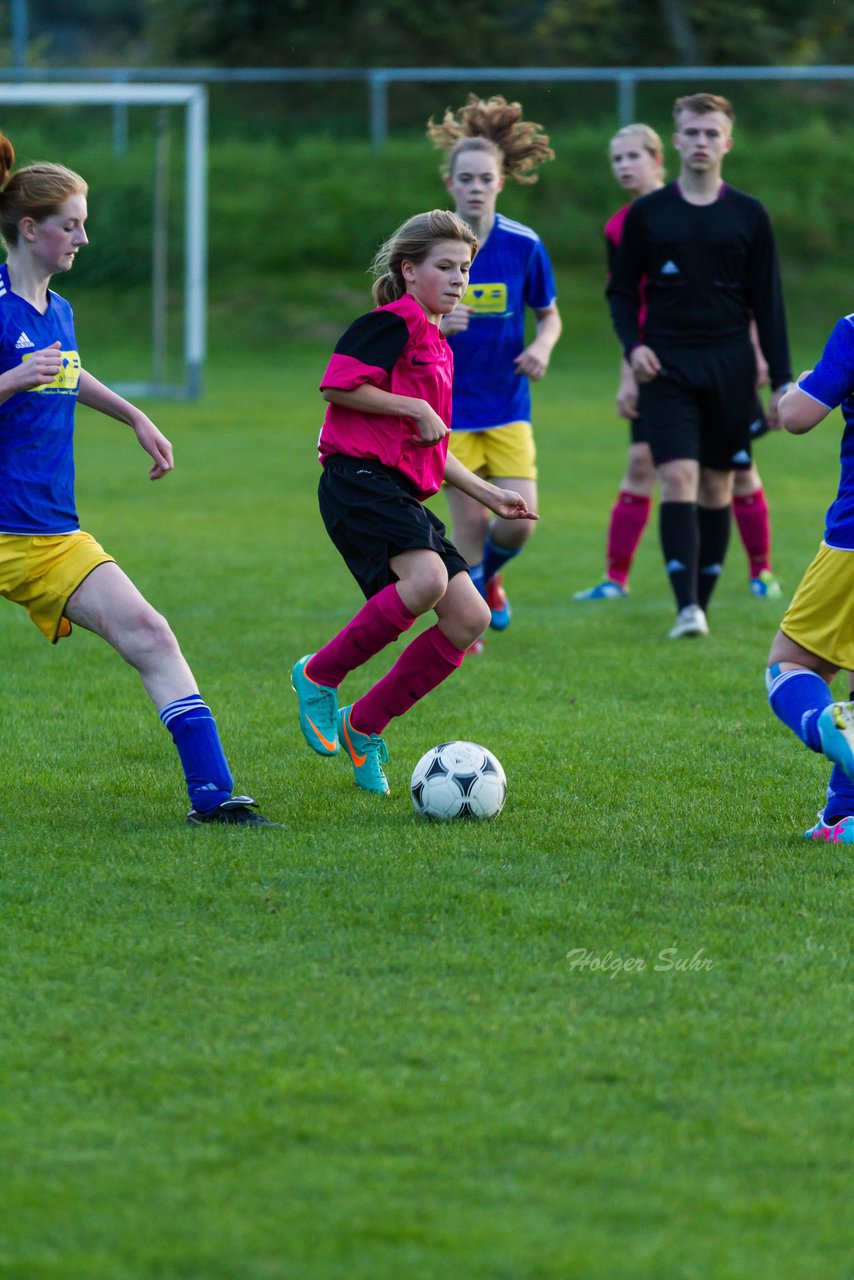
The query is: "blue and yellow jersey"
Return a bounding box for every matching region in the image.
[0,263,80,534]
[800,314,854,552]
[448,213,557,433]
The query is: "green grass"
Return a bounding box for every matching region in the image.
[1,274,852,1279]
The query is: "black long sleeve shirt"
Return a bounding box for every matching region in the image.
[607,182,792,389]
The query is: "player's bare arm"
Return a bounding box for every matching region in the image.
[322,383,449,444]
[617,358,639,419]
[443,451,538,520]
[513,304,562,380]
[439,303,473,336]
[778,375,828,435]
[78,369,174,479]
[629,344,662,383]
[0,340,63,404]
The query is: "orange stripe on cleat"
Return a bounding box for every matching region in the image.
[306,716,338,754]
[342,714,367,766]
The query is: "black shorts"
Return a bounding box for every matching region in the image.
[634,339,759,470]
[318,454,469,600]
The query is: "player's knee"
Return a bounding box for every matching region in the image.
[497,519,535,550]
[124,606,181,667]
[625,455,655,489]
[463,594,492,644]
[408,561,449,614]
[659,461,697,502]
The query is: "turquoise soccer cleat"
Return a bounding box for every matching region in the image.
[338,705,390,795]
[573,579,629,601]
[803,811,854,843]
[291,653,339,755]
[817,702,854,782]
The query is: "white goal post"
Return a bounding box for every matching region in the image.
[0,82,207,399]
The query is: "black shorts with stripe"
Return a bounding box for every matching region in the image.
[318,453,469,600]
[633,338,760,470]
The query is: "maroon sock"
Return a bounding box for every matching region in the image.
[606,490,652,586]
[733,488,772,578]
[351,625,466,736]
[307,584,417,688]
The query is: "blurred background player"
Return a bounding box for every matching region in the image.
[291,211,536,796]
[576,122,782,603]
[0,133,277,825]
[426,95,561,641]
[768,324,854,843]
[607,94,792,638]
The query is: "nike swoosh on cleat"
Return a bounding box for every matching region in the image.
[307,716,338,753]
[342,717,367,766]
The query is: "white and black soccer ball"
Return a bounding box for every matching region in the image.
[410,741,507,820]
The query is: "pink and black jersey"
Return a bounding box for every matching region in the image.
[318,292,453,501]
[604,203,648,337]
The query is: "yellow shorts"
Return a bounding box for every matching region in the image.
[448,421,538,480]
[0,530,114,643]
[780,541,854,670]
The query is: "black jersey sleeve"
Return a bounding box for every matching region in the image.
[605,232,618,280]
[606,203,645,355]
[743,203,792,389]
[332,310,410,373]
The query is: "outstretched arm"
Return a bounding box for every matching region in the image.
[443,450,538,520]
[78,370,173,479]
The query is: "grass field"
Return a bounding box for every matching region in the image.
[1,270,852,1279]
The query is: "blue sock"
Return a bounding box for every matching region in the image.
[159,694,233,812]
[482,532,521,584]
[469,562,486,597]
[766,665,832,753]
[824,764,854,823]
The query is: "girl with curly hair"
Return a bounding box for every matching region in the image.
[427,95,561,641]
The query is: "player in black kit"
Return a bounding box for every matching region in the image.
[607,93,792,638]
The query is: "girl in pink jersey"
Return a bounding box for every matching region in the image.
[291,210,537,795]
[574,123,780,602]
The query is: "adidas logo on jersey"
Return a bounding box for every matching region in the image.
[660,260,680,275]
[14,331,35,349]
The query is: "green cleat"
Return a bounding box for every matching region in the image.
[338,705,390,794]
[291,653,339,755]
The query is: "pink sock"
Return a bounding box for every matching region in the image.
[733,488,772,577]
[308,584,417,688]
[351,625,466,736]
[606,491,652,587]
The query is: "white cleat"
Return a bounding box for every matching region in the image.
[668,604,709,639]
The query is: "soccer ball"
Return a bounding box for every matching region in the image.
[410,741,507,820]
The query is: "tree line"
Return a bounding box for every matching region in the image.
[8,0,852,69]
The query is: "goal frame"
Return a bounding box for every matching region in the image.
[0,82,208,399]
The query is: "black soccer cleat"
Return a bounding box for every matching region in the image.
[186,795,283,827]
